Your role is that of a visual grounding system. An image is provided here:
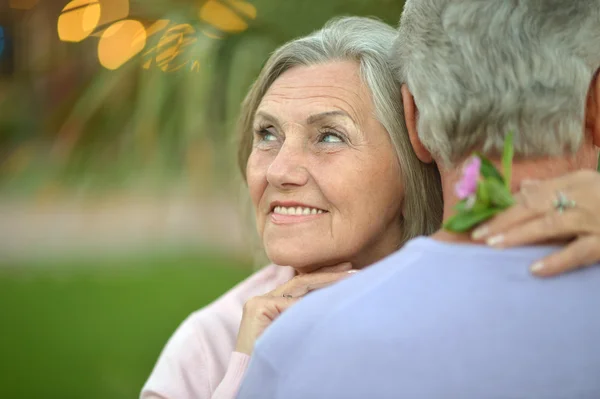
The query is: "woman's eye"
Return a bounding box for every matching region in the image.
[261,131,277,142]
[320,132,344,143]
[255,128,278,143]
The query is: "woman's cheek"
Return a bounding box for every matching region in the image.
[246,154,270,225]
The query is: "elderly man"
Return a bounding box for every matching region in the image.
[237,1,600,398]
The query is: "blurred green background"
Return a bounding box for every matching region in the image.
[0,1,405,398]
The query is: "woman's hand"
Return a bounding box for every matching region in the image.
[235,263,356,355]
[471,169,600,277]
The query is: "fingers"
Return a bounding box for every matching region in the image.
[290,278,343,295]
[471,201,538,242]
[269,270,356,298]
[237,295,300,354]
[472,170,598,242]
[483,209,588,249]
[470,170,600,278]
[281,271,355,298]
[244,295,299,317]
[315,262,353,273]
[530,235,600,277]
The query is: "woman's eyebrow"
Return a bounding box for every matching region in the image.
[254,111,279,125]
[254,110,357,127]
[306,110,355,125]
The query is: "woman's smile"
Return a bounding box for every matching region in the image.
[269,202,329,225]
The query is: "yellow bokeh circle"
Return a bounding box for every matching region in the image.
[98,19,147,70]
[57,0,101,42]
[199,0,256,34]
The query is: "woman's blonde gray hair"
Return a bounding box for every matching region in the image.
[394,0,600,166]
[237,16,443,244]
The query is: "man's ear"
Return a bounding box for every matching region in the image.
[585,68,600,148]
[401,84,433,163]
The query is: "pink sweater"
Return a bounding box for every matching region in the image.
[140,264,295,399]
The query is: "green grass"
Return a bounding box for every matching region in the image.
[0,253,253,399]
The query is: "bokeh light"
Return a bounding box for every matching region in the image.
[145,19,170,38]
[201,30,225,40]
[97,0,130,28]
[88,0,131,38]
[98,19,146,70]
[199,0,257,33]
[57,0,101,42]
[154,24,197,72]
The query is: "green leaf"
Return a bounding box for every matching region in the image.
[477,154,505,184]
[476,181,490,207]
[443,207,504,233]
[502,131,514,189]
[486,179,515,208]
[454,194,486,214]
[454,199,469,213]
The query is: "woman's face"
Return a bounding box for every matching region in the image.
[246,60,404,273]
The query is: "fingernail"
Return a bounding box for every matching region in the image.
[471,226,489,240]
[347,270,358,274]
[530,262,545,274]
[486,235,505,247]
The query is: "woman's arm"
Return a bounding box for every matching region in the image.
[142,352,250,399]
[472,169,600,276]
[210,352,251,399]
[140,311,219,399]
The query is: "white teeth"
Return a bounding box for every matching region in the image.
[273,206,325,216]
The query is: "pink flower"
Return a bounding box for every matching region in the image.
[455,156,481,200]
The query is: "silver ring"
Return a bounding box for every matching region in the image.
[553,191,576,213]
[282,294,293,299]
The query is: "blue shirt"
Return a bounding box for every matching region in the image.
[237,237,600,399]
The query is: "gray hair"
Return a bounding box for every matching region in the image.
[237,16,443,244]
[394,0,600,166]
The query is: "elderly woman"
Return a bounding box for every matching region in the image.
[141,16,600,399]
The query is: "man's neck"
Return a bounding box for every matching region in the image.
[433,151,599,244]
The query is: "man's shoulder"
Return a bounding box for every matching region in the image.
[247,239,600,398]
[254,237,600,359]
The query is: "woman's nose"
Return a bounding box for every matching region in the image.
[266,141,309,190]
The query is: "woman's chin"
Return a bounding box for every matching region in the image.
[266,248,331,272]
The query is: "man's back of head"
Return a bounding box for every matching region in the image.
[395,0,600,172]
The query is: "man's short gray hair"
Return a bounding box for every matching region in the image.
[394,0,600,166]
[238,16,443,244]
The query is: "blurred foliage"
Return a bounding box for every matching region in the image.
[0,252,253,399]
[0,0,405,196]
